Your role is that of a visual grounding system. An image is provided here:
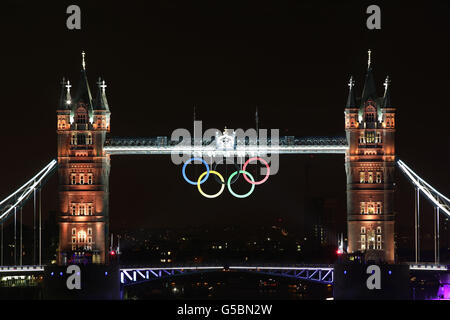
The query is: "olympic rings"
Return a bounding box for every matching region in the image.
[182,157,210,185]
[197,170,225,199]
[181,157,270,198]
[242,157,270,185]
[227,170,255,198]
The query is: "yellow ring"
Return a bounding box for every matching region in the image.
[197,170,225,199]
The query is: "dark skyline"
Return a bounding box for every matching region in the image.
[0,1,449,250]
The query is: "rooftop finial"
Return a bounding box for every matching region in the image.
[65,79,72,92]
[348,76,355,89]
[368,49,372,68]
[82,51,86,70]
[383,75,390,89]
[383,75,390,94]
[65,80,72,105]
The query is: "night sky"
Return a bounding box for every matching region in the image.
[0,1,449,248]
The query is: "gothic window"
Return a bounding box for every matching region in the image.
[71,174,76,185]
[360,171,365,183]
[87,133,92,145]
[88,174,93,185]
[361,227,366,234]
[71,134,77,145]
[365,131,375,143]
[361,235,366,250]
[72,228,76,235]
[376,172,382,184]
[77,134,86,145]
[88,237,92,244]
[377,226,382,234]
[360,202,366,214]
[359,133,365,144]
[376,235,382,249]
[88,204,93,215]
[76,107,88,124]
[376,132,382,143]
[365,105,376,122]
[80,175,84,185]
[72,236,76,244]
[79,204,85,216]
[368,172,373,183]
[78,231,86,243]
[376,202,382,214]
[71,204,76,215]
[367,203,375,214]
[88,228,92,236]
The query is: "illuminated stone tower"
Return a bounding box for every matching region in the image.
[56,52,111,265]
[344,51,396,263]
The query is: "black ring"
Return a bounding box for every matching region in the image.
[212,159,242,185]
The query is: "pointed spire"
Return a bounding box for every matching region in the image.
[74,51,93,109]
[361,49,377,103]
[382,76,392,108]
[93,77,109,111]
[346,76,357,108]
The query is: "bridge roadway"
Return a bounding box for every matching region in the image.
[103,136,349,156]
[1,263,447,286]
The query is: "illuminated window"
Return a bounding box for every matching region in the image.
[359,133,365,144]
[376,235,382,249]
[79,205,85,216]
[361,235,366,250]
[71,174,76,185]
[80,175,84,185]
[361,227,366,234]
[87,228,92,236]
[376,202,382,214]
[376,132,382,143]
[360,171,365,183]
[376,172,382,184]
[88,174,93,185]
[376,227,382,234]
[365,131,375,143]
[88,204,93,215]
[367,203,375,214]
[368,172,373,183]
[78,231,86,243]
[360,202,366,214]
[72,228,76,235]
[71,134,77,145]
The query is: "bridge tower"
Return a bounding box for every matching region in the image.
[344,51,396,263]
[56,52,111,265]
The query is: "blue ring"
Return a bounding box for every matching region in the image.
[182,157,210,185]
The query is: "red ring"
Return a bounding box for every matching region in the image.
[242,157,270,185]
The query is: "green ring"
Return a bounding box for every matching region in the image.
[227,170,256,198]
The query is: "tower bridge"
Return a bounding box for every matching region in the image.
[0,51,449,299]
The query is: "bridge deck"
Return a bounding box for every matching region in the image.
[104,136,348,155]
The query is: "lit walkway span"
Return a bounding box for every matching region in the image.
[104,136,348,156]
[119,265,335,286]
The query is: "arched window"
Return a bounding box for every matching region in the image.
[365,105,376,122]
[75,106,88,124]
